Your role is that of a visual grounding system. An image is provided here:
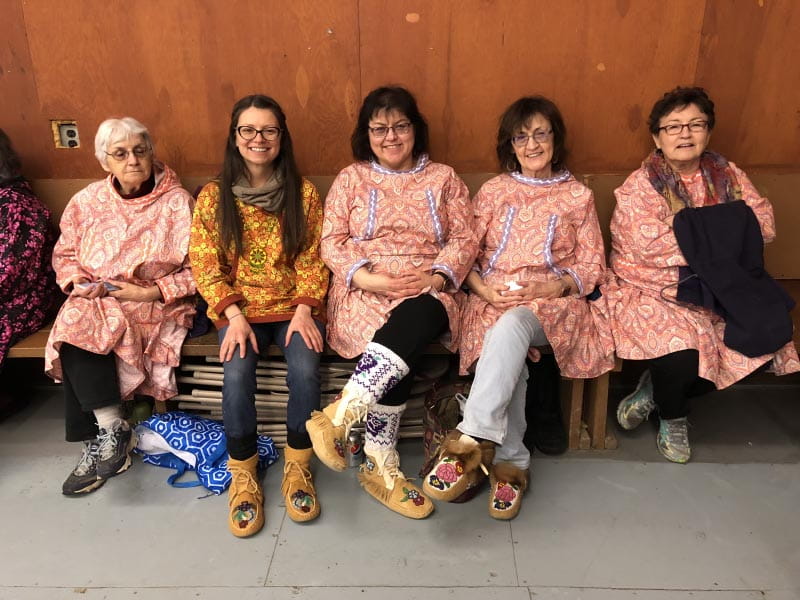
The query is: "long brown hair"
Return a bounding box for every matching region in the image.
[218,95,305,261]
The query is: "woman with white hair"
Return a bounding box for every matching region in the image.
[45,117,195,496]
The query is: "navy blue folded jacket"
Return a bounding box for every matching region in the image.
[672,201,795,358]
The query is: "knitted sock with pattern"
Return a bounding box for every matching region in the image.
[364,402,406,454]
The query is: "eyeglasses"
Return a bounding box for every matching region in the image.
[511,130,553,147]
[658,121,709,136]
[236,126,282,141]
[105,145,151,161]
[368,122,413,138]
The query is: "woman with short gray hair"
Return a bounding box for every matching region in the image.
[45,117,196,496]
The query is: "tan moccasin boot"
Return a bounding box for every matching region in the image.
[307,390,369,472]
[423,431,495,502]
[358,449,434,519]
[227,454,264,537]
[282,446,320,522]
[488,462,529,521]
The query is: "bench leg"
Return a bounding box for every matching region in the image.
[584,372,615,450]
[560,377,587,450]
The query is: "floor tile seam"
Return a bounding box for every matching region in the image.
[508,520,521,586]
[0,585,795,592]
[525,584,797,592]
[262,508,287,586]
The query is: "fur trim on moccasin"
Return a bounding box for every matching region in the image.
[423,431,495,502]
[488,462,529,521]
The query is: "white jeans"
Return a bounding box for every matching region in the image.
[458,307,548,469]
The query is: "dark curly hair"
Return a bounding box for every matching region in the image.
[648,86,715,135]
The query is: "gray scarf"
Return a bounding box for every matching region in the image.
[232,171,285,213]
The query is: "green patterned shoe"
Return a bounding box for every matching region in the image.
[616,370,655,430]
[657,417,691,464]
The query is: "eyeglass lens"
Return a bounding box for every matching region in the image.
[511,131,552,146]
[237,126,281,141]
[108,146,150,160]
[369,122,412,138]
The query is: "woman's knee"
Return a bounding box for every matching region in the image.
[223,355,257,388]
[286,347,321,385]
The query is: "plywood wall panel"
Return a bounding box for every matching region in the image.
[696,1,800,168]
[3,0,800,178]
[0,0,57,176]
[18,0,359,177]
[445,0,704,172]
[358,2,454,162]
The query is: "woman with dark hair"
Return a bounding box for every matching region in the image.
[607,86,799,463]
[422,96,613,520]
[190,95,329,537]
[0,129,61,373]
[307,86,477,519]
[46,117,195,496]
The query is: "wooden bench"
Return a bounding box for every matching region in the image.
[8,172,798,450]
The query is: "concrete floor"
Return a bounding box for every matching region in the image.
[0,383,798,600]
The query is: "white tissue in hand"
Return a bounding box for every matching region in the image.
[506,280,522,291]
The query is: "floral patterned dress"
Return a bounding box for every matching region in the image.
[601,162,800,388]
[459,172,615,378]
[45,164,196,401]
[0,178,61,367]
[321,156,478,358]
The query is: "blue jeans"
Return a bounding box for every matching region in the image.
[219,319,324,456]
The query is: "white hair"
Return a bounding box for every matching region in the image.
[94,117,153,167]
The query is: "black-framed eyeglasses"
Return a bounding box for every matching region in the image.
[236,126,282,141]
[658,121,709,136]
[368,122,413,138]
[511,130,553,147]
[105,145,152,161]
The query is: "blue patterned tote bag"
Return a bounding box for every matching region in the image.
[134,411,279,494]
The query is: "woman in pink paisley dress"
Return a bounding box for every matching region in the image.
[605,87,799,464]
[423,96,614,520]
[45,118,195,496]
[306,86,478,519]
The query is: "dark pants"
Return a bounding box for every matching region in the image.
[372,295,449,406]
[649,349,716,419]
[60,343,121,442]
[221,320,324,460]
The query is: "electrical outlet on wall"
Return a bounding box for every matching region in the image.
[50,120,80,148]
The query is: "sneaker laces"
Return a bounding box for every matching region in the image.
[97,422,126,461]
[662,419,689,447]
[73,441,99,476]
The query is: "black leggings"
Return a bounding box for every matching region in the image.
[649,349,716,420]
[371,295,449,406]
[60,343,121,442]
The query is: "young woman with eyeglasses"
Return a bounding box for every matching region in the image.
[305,86,477,519]
[604,86,799,464]
[422,96,614,520]
[190,95,329,537]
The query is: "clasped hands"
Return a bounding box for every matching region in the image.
[478,278,568,308]
[351,267,445,299]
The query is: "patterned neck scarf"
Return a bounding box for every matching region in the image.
[232,170,285,213]
[644,149,742,214]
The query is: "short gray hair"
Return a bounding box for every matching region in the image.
[94,117,153,167]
